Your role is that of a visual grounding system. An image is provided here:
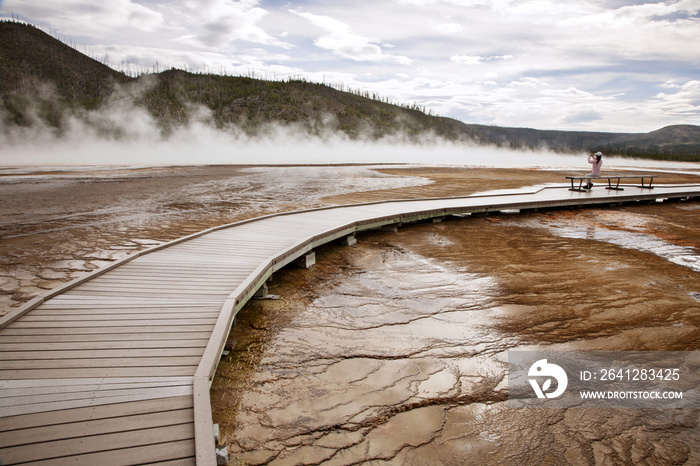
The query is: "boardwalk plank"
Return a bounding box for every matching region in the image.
[0,380,192,398]
[10,317,218,327]
[2,385,193,409]
[74,279,235,287]
[74,278,244,286]
[41,294,222,301]
[35,305,220,311]
[131,258,260,265]
[0,333,211,343]
[0,423,194,464]
[25,440,196,465]
[0,388,194,417]
[0,340,207,351]
[0,395,193,430]
[0,347,204,360]
[74,279,234,285]
[0,408,193,448]
[61,290,230,298]
[1,324,215,335]
[0,377,192,390]
[0,366,196,379]
[32,307,220,314]
[1,356,202,369]
[25,311,221,319]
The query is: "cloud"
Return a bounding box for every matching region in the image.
[85,43,248,74]
[451,54,513,65]
[397,0,491,6]
[289,9,412,64]
[173,0,291,48]
[435,22,463,34]
[559,0,700,62]
[660,80,681,89]
[647,80,700,118]
[561,110,603,125]
[450,55,482,65]
[4,0,163,34]
[540,87,597,98]
[508,77,549,89]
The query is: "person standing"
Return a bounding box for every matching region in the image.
[586,151,603,189]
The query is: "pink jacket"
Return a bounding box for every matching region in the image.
[588,154,602,176]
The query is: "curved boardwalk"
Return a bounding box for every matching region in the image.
[1,183,699,465]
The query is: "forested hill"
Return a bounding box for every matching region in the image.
[1,21,699,161]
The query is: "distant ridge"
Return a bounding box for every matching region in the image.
[1,21,698,161]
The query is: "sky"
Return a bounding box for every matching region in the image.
[1,0,699,134]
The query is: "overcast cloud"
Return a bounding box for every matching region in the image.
[2,0,699,132]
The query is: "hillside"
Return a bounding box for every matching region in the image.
[1,20,699,161]
[0,21,131,127]
[137,68,462,139]
[603,125,700,160]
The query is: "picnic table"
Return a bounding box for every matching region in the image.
[566,173,657,192]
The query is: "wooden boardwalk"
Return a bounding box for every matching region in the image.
[1,183,699,465]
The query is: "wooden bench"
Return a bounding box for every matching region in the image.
[565,174,657,192]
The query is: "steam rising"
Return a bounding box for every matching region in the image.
[1,94,696,170]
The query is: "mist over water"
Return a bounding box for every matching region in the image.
[2,103,699,170]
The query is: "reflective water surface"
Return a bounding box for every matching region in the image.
[0,165,428,314]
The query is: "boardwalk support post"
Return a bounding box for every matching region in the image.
[341,234,357,246]
[296,251,316,269]
[215,446,229,465]
[254,282,268,298]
